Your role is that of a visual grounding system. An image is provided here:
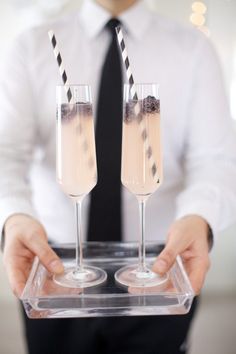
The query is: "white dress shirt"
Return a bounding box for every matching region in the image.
[0,0,236,244]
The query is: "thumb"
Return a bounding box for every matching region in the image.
[25,233,64,274]
[153,234,186,275]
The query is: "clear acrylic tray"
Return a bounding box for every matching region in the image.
[21,242,194,318]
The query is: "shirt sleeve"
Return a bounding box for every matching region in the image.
[175,35,236,236]
[0,35,38,244]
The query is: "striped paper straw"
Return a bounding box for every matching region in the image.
[48,30,96,173]
[48,30,73,103]
[116,26,159,181]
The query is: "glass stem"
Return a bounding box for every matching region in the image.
[138,199,146,271]
[75,200,83,271]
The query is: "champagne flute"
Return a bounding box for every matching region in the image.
[54,85,107,288]
[115,83,168,287]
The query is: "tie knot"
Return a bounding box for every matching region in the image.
[106,18,121,34]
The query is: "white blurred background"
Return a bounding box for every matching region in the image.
[0,1,236,353]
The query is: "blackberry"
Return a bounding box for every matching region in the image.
[142,95,160,114]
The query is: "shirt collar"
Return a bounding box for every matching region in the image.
[79,0,152,40]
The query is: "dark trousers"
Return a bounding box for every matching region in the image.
[22,297,198,354]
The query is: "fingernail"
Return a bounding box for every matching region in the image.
[49,259,64,273]
[155,259,167,273]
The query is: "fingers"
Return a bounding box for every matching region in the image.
[186,256,210,294]
[153,248,210,294]
[5,261,28,297]
[153,216,210,283]
[3,215,64,298]
[24,234,64,274]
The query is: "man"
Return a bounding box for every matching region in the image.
[1,0,236,353]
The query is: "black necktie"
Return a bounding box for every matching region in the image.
[87,19,123,242]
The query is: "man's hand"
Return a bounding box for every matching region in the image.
[2,214,64,297]
[153,215,211,294]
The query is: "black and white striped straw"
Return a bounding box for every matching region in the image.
[48,30,73,103]
[116,26,159,181]
[48,30,96,173]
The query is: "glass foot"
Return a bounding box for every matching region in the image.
[53,265,107,289]
[115,264,168,288]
